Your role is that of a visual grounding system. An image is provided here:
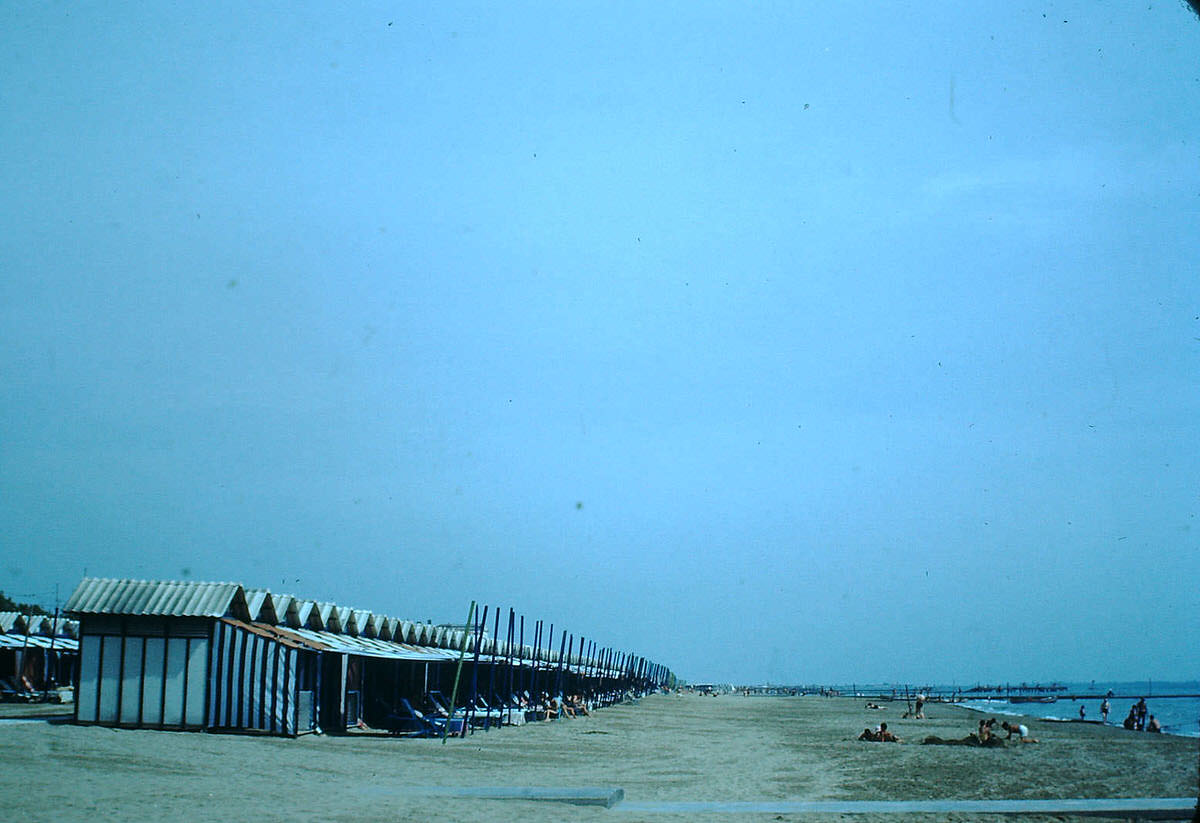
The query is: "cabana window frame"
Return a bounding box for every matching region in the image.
[74,616,210,730]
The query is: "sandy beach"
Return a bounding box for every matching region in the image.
[0,694,1195,822]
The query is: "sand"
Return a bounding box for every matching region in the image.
[0,694,1195,822]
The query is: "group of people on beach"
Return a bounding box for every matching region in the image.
[858,722,901,743]
[528,692,591,721]
[860,713,1041,747]
[1080,696,1161,732]
[915,717,1038,747]
[1121,698,1161,732]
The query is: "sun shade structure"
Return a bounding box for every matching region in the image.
[65,577,673,737]
[0,611,80,695]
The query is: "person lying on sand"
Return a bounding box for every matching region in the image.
[1000,721,1038,743]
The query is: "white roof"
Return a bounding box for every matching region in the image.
[65,578,249,619]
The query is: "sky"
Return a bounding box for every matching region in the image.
[2,1,1198,686]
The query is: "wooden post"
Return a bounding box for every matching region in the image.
[442,600,475,743]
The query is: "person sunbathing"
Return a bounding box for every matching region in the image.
[922,729,1005,747]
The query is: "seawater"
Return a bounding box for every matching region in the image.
[957,681,1200,738]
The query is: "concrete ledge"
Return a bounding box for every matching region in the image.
[613,797,1198,818]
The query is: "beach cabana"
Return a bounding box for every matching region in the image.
[66,578,322,735]
[0,612,79,695]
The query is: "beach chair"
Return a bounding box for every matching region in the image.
[369,698,426,736]
[465,695,507,728]
[425,690,454,717]
[424,691,469,731]
[0,678,30,703]
[395,697,464,737]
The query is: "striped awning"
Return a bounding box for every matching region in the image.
[0,634,79,651]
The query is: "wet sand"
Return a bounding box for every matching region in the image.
[0,694,1195,821]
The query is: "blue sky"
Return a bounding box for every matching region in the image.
[2,1,1198,684]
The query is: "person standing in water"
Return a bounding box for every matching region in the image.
[1100,698,1110,723]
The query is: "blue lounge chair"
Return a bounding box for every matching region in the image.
[397,697,464,737]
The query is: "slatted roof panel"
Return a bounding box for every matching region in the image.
[64,578,248,619]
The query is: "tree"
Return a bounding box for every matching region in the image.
[0,590,49,616]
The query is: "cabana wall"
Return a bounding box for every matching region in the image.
[75,614,209,728]
[207,619,316,735]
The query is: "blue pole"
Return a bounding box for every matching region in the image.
[486,606,500,730]
[505,609,515,725]
[468,604,487,732]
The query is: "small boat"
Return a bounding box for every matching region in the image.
[1009,696,1057,704]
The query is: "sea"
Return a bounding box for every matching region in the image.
[956,681,1200,738]
[834,681,1200,738]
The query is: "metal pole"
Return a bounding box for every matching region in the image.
[487,607,500,730]
[529,620,540,699]
[467,604,487,733]
[18,608,31,695]
[505,609,515,726]
[46,605,60,698]
[518,614,525,712]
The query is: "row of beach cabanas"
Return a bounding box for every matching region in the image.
[64,577,673,737]
[0,611,79,699]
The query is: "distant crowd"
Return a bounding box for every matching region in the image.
[1119,697,1161,732]
[857,692,1168,745]
[1078,695,1161,732]
[860,716,1040,747]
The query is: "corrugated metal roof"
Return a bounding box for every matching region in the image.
[243,589,277,624]
[272,594,295,625]
[287,628,455,662]
[351,610,375,637]
[292,599,319,629]
[220,618,324,652]
[64,578,248,618]
[0,612,28,633]
[54,577,661,675]
[375,616,395,640]
[332,605,352,632]
[0,634,79,651]
[315,602,337,630]
[0,614,78,638]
